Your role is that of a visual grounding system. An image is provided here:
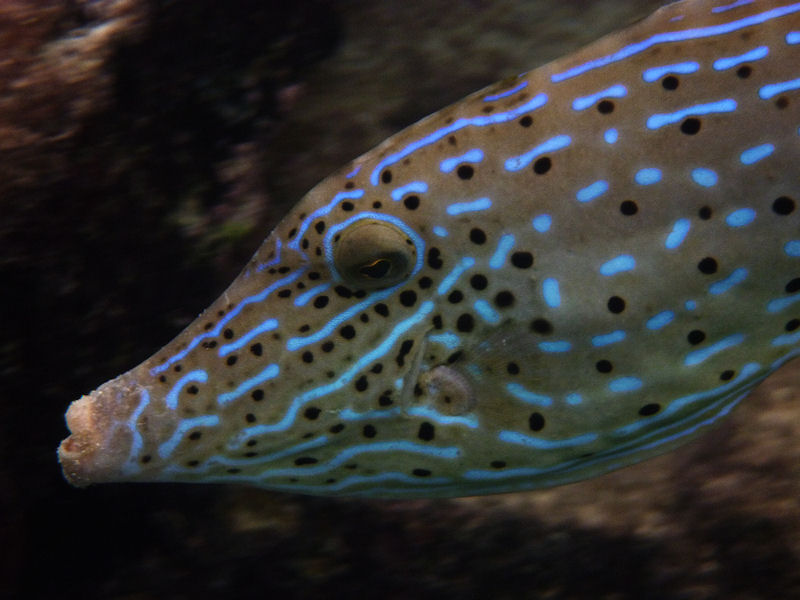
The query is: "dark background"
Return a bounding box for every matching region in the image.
[2,1,798,598]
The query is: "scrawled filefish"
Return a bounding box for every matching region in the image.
[58,0,800,498]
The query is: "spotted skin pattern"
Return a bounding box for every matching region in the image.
[59,0,800,498]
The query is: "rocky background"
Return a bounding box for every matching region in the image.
[2,1,798,598]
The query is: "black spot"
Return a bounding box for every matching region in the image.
[374,303,389,317]
[223,328,234,340]
[699,205,713,220]
[277,289,292,298]
[448,290,464,303]
[141,455,152,464]
[510,251,533,269]
[321,341,334,352]
[773,196,795,215]
[381,169,392,184]
[457,165,474,180]
[720,370,735,381]
[294,457,318,466]
[736,65,752,79]
[399,290,417,307]
[533,157,551,175]
[412,468,431,477]
[378,393,393,407]
[314,221,325,234]
[469,228,487,244]
[687,329,706,345]
[697,257,718,274]
[226,355,237,366]
[304,407,321,420]
[456,313,475,333]
[785,319,800,332]
[187,385,199,395]
[404,195,420,210]
[418,422,435,441]
[302,351,314,363]
[330,423,345,433]
[373,201,382,209]
[355,376,368,392]
[188,431,202,441]
[251,389,264,401]
[158,375,167,383]
[308,271,321,280]
[245,413,256,423]
[419,276,433,289]
[432,315,443,329]
[447,350,463,364]
[335,285,353,298]
[620,200,638,215]
[342,201,355,211]
[680,117,701,135]
[662,75,679,90]
[506,362,519,375]
[597,99,614,114]
[186,460,199,467]
[470,274,488,290]
[396,339,414,366]
[313,295,329,309]
[490,460,506,469]
[529,412,545,431]
[595,360,613,373]
[494,290,514,307]
[607,296,626,313]
[776,96,789,109]
[340,325,356,339]
[428,247,444,269]
[519,115,533,127]
[638,403,661,416]
[530,318,553,334]
[785,278,800,293]
[360,313,369,323]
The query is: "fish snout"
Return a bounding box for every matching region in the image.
[58,372,159,487]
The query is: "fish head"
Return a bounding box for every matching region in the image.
[58,160,534,495]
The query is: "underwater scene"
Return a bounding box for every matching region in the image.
[2,0,799,598]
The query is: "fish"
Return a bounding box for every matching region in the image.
[58,0,800,498]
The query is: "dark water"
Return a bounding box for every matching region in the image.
[2,1,798,598]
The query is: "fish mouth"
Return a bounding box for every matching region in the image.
[57,372,154,487]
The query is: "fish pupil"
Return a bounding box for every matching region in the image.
[360,258,392,278]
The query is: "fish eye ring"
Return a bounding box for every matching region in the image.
[325,212,425,289]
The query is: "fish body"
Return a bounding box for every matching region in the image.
[58,0,800,498]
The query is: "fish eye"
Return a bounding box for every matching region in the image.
[333,219,416,289]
